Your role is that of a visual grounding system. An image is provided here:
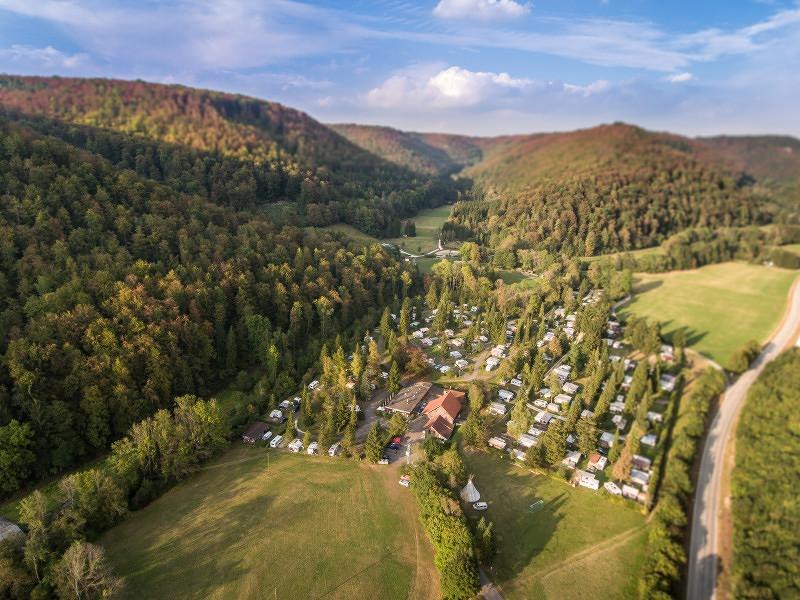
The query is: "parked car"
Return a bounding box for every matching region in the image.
[261,431,273,442]
[398,479,410,487]
[388,443,400,451]
[288,439,304,453]
[473,501,488,511]
[269,434,283,448]
[307,442,319,455]
[392,436,403,445]
[328,442,341,457]
[378,458,389,465]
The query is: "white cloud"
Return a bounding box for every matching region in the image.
[0,44,89,70]
[433,0,530,21]
[563,79,611,96]
[666,72,693,83]
[367,65,531,108]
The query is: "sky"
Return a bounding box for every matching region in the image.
[0,0,798,137]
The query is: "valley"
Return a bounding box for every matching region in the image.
[0,72,797,600]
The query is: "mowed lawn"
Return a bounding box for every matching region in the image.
[462,450,646,600]
[384,205,453,254]
[620,262,797,365]
[101,447,438,600]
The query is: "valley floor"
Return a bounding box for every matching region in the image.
[619,262,797,365]
[101,447,439,600]
[461,450,647,600]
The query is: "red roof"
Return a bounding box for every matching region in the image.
[427,415,455,439]
[422,389,464,422]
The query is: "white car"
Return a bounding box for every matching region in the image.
[473,501,488,511]
[288,439,304,453]
[307,442,319,455]
[269,434,283,448]
[398,478,410,487]
[328,442,341,457]
[261,431,273,442]
[378,458,389,465]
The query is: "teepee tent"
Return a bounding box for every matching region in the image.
[460,476,480,503]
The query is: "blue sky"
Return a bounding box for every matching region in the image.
[0,0,798,137]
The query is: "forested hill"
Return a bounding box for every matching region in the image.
[697,135,800,208]
[0,75,456,236]
[448,123,777,257]
[330,123,486,175]
[0,116,413,495]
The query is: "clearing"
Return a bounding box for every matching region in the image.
[383,205,453,255]
[619,262,797,365]
[101,447,438,600]
[461,450,646,600]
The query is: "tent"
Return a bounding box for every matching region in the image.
[460,476,481,503]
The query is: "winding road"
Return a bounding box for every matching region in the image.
[687,276,800,600]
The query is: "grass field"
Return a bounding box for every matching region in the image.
[782,243,800,255]
[582,245,665,264]
[619,262,797,365]
[461,450,646,600]
[384,205,453,255]
[101,447,438,600]
[315,223,381,245]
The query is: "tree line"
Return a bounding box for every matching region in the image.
[0,394,227,599]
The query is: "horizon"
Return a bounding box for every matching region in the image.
[0,1,798,138]
[4,71,798,142]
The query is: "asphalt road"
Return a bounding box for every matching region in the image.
[687,276,800,600]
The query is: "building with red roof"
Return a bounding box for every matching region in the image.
[422,389,465,440]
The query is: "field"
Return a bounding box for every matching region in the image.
[314,223,381,245]
[619,262,797,365]
[461,450,646,600]
[383,204,453,255]
[582,244,665,264]
[101,447,438,600]
[782,243,800,255]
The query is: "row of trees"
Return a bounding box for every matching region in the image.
[408,463,480,600]
[638,368,725,598]
[1,394,227,599]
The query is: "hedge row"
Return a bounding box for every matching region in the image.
[639,368,725,598]
[409,463,480,600]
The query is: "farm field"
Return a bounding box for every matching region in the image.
[101,447,438,600]
[782,243,800,255]
[619,262,797,365]
[383,204,453,255]
[461,450,646,600]
[582,244,665,264]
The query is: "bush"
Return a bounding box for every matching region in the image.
[725,340,761,374]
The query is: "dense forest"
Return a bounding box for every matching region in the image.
[449,124,775,257]
[0,117,417,495]
[0,76,461,237]
[732,349,800,598]
[331,123,486,176]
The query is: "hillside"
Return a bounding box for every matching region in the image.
[0,116,411,494]
[698,135,800,214]
[330,123,487,175]
[0,75,454,236]
[448,123,773,256]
